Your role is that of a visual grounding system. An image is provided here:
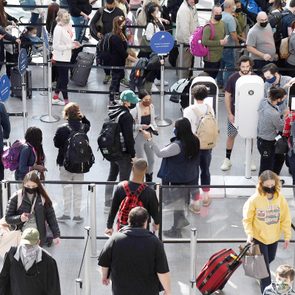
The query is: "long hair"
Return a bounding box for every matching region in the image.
[22,171,52,207]
[25,127,45,164]
[174,118,200,159]
[257,170,281,196]
[112,16,126,41]
[0,1,7,27]
[46,2,60,34]
[145,2,158,24]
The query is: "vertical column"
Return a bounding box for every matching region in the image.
[190,228,197,295]
[89,183,97,256]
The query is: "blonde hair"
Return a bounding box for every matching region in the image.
[276,265,295,281]
[257,170,281,196]
[56,9,69,24]
[63,102,81,120]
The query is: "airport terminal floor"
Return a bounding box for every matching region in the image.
[1,1,295,295]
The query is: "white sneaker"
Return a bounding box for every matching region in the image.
[220,158,232,171]
[154,79,169,86]
[52,99,65,106]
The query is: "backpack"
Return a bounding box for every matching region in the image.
[280,37,290,59]
[19,0,36,11]
[136,6,147,26]
[97,32,112,53]
[193,105,219,150]
[169,78,190,103]
[189,23,215,58]
[97,112,126,162]
[129,57,148,91]
[117,181,147,229]
[2,140,27,171]
[63,126,95,173]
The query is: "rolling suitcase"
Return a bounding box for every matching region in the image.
[196,244,251,295]
[10,67,32,99]
[71,51,95,87]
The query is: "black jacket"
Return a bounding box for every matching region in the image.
[68,0,92,16]
[108,106,135,158]
[109,34,128,67]
[0,247,61,295]
[0,25,17,64]
[53,116,90,166]
[0,102,10,152]
[5,190,60,246]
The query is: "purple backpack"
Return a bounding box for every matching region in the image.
[189,23,215,57]
[2,140,26,171]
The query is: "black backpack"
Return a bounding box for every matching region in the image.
[97,112,126,162]
[129,57,148,91]
[63,125,95,173]
[268,10,290,42]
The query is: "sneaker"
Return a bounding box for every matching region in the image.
[120,78,130,88]
[154,78,169,86]
[163,227,182,238]
[220,158,232,171]
[73,216,84,223]
[52,98,65,106]
[57,214,71,222]
[103,75,111,84]
[189,203,201,214]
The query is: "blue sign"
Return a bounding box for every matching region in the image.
[42,27,49,51]
[150,31,174,55]
[18,48,28,76]
[0,75,11,102]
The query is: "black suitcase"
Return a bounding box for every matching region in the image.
[71,52,95,87]
[10,67,32,99]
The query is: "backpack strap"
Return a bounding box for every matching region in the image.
[122,181,147,200]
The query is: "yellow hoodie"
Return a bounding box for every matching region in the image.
[243,192,291,245]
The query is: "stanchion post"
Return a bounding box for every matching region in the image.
[21,75,28,133]
[178,43,184,79]
[245,138,251,179]
[84,226,91,295]
[156,56,172,127]
[1,180,8,217]
[75,278,82,295]
[41,14,47,96]
[190,228,197,295]
[89,183,97,257]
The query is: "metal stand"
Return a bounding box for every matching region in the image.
[40,60,60,123]
[21,75,28,133]
[89,184,97,257]
[1,180,8,217]
[190,228,197,295]
[40,14,47,96]
[245,138,252,179]
[84,226,91,295]
[156,56,172,127]
[75,278,82,295]
[178,43,184,79]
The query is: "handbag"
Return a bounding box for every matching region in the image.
[275,136,289,154]
[242,244,269,279]
[280,37,290,59]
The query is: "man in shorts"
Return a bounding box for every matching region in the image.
[221,55,257,171]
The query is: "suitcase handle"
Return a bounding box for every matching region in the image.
[230,243,252,267]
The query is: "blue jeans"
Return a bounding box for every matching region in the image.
[71,16,88,43]
[199,149,212,191]
[217,48,235,87]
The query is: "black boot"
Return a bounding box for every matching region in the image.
[145,173,153,182]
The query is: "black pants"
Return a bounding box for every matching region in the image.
[254,239,278,294]
[203,61,221,79]
[109,69,124,102]
[257,137,285,176]
[55,61,69,100]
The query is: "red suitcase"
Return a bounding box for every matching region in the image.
[196,244,250,295]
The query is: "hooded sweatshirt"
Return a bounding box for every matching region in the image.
[243,191,291,245]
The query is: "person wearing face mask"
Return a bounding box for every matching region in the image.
[246,12,277,74]
[142,117,200,238]
[202,5,227,79]
[233,0,246,44]
[285,20,295,77]
[0,228,61,294]
[263,265,295,295]
[243,170,291,294]
[175,0,199,79]
[257,87,287,176]
[89,0,124,84]
[5,171,60,247]
[130,89,158,182]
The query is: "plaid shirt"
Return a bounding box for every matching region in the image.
[283,111,295,138]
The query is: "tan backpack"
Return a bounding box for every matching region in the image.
[193,105,219,150]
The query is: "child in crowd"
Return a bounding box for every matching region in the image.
[263,265,295,295]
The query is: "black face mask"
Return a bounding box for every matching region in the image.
[235,8,242,13]
[24,187,38,194]
[194,0,199,4]
[214,15,222,21]
[262,186,276,194]
[260,21,268,28]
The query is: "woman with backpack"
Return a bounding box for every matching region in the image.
[130,89,158,182]
[15,127,47,181]
[142,117,200,238]
[5,171,60,247]
[108,16,137,105]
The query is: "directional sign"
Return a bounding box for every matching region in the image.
[0,75,10,102]
[150,31,174,55]
[18,48,28,76]
[42,27,49,51]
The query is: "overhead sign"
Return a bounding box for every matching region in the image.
[0,75,10,102]
[150,31,174,55]
[42,27,49,51]
[18,48,28,76]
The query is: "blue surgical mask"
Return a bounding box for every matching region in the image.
[266,76,276,84]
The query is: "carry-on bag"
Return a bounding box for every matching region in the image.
[10,67,32,99]
[196,244,251,295]
[71,51,95,87]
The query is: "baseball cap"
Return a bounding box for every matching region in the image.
[21,228,40,245]
[120,90,140,104]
